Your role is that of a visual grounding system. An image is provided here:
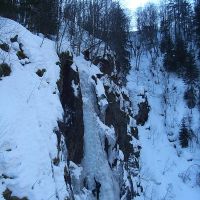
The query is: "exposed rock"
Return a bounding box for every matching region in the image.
[135,97,150,126]
[16,50,27,60]
[130,127,139,140]
[10,35,18,43]
[0,63,11,78]
[105,89,133,162]
[94,55,115,76]
[58,52,84,164]
[36,68,46,77]
[3,188,28,200]
[0,43,9,52]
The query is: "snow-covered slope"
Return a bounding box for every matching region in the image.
[127,55,200,200]
[0,18,68,200]
[1,17,199,200]
[0,18,139,200]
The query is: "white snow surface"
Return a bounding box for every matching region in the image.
[74,56,120,200]
[127,55,200,200]
[0,18,68,200]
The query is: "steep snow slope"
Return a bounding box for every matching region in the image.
[0,18,68,200]
[127,55,200,200]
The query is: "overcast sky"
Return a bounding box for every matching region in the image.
[119,0,160,30]
[120,0,159,10]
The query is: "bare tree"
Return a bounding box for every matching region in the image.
[136,3,159,59]
[131,33,143,71]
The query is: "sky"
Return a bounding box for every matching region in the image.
[119,0,160,30]
[120,0,159,10]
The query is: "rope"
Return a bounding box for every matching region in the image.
[46,183,66,200]
[26,72,46,103]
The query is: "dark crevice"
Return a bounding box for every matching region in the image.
[57,52,84,164]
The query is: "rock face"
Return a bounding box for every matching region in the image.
[105,89,133,162]
[56,53,144,199]
[58,52,84,165]
[135,97,150,126]
[102,79,142,199]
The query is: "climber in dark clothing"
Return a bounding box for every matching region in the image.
[83,49,90,61]
[92,178,101,200]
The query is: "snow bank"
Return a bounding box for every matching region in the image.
[127,53,200,200]
[0,18,68,200]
